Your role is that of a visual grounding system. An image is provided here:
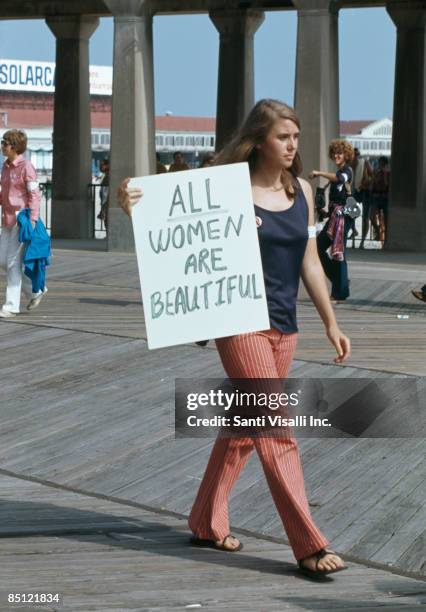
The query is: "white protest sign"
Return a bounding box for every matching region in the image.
[130,162,270,349]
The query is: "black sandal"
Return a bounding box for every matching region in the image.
[412,290,426,303]
[298,548,347,578]
[190,534,243,552]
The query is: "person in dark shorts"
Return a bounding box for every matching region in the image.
[351,148,373,249]
[370,156,390,244]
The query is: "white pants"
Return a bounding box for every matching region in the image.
[0,224,34,313]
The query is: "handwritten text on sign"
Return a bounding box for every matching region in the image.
[130,163,269,349]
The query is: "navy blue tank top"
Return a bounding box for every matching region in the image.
[254,188,309,334]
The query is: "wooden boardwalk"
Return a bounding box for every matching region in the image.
[0,474,425,611]
[0,244,425,609]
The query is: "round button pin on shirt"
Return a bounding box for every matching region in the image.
[255,215,262,228]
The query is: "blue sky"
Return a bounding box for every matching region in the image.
[0,8,395,120]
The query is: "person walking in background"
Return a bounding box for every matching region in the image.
[0,129,47,317]
[370,156,390,245]
[168,151,190,172]
[156,152,167,174]
[199,153,215,168]
[351,148,373,249]
[118,99,351,578]
[97,158,110,229]
[310,140,355,304]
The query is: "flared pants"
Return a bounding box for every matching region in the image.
[188,328,329,561]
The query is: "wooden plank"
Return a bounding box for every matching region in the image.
[0,474,425,611]
[397,532,426,574]
[0,246,425,578]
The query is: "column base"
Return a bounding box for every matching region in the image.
[51,199,92,239]
[107,207,135,253]
[386,207,426,251]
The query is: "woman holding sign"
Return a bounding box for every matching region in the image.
[118,99,350,579]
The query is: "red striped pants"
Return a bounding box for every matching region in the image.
[188,328,329,561]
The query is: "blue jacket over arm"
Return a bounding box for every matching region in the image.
[17,209,51,293]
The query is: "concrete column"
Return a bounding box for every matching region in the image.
[46,16,99,239]
[105,0,156,252]
[293,0,340,181]
[386,1,426,251]
[210,9,264,151]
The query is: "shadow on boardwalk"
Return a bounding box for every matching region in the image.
[1,486,425,610]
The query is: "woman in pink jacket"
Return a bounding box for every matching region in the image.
[0,129,46,317]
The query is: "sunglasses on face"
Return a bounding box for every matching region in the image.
[1,140,11,146]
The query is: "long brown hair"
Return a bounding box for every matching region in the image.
[214,99,302,198]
